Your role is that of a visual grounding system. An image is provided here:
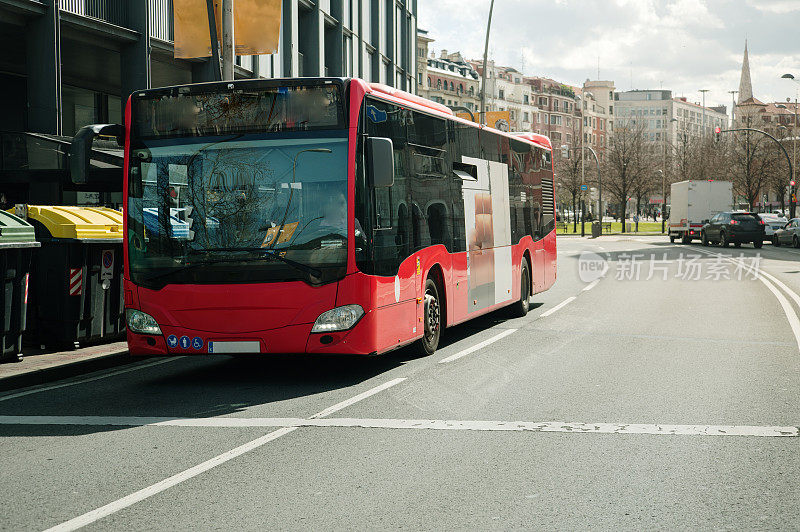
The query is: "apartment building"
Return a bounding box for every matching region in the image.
[419,48,480,114]
[613,90,728,147]
[525,76,580,149]
[579,80,615,160]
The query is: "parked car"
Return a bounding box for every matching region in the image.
[773,218,800,248]
[701,211,765,248]
[759,213,788,240]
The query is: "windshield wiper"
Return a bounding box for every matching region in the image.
[190,247,322,279]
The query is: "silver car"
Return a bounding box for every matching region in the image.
[773,218,800,247]
[760,213,788,238]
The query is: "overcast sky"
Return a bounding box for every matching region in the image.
[418,0,800,110]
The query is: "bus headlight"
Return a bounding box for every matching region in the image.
[126,309,162,335]
[311,305,364,333]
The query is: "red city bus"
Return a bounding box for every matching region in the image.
[122,78,556,356]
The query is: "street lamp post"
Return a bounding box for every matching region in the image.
[781,73,799,218]
[728,90,738,126]
[480,0,495,126]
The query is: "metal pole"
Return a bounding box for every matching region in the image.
[480,0,495,126]
[580,108,585,236]
[699,89,709,136]
[206,0,222,81]
[222,0,234,80]
[794,98,798,218]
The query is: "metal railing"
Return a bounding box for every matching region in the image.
[149,0,174,41]
[60,0,128,27]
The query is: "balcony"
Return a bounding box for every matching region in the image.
[149,0,174,41]
[60,0,127,27]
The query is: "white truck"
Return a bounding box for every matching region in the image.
[668,180,733,244]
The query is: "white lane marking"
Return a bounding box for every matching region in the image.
[44,427,299,532]
[44,377,406,532]
[308,378,406,419]
[7,416,796,438]
[0,358,182,403]
[694,249,800,351]
[582,280,600,292]
[539,296,576,317]
[758,276,800,351]
[438,329,518,364]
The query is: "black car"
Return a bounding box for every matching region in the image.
[701,212,764,248]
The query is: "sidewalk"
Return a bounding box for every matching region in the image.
[0,341,130,393]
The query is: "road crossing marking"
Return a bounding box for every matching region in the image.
[438,329,517,364]
[539,296,576,317]
[43,377,406,532]
[3,415,796,438]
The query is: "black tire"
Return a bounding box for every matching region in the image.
[754,240,763,249]
[669,234,676,243]
[734,242,741,248]
[508,259,531,318]
[701,232,709,246]
[681,234,691,245]
[719,232,729,248]
[417,278,442,356]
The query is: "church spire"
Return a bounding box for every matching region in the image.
[737,40,753,103]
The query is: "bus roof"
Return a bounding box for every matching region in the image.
[128,77,552,151]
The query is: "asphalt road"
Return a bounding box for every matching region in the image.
[2,235,800,530]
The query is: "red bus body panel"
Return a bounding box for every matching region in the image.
[124,78,556,356]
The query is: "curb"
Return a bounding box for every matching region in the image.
[0,349,135,393]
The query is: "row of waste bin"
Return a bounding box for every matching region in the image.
[0,205,125,362]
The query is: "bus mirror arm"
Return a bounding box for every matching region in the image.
[366,137,395,188]
[69,123,125,184]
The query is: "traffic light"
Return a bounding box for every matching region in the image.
[714,127,721,143]
[560,145,569,159]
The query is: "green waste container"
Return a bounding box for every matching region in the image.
[591,221,602,238]
[0,211,39,361]
[21,206,124,349]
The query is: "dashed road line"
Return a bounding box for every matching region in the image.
[582,280,600,291]
[44,377,406,532]
[4,415,796,438]
[438,329,517,364]
[539,296,576,317]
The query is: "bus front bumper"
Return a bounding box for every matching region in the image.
[127,310,379,356]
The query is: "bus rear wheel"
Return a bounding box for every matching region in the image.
[508,258,531,318]
[417,278,441,356]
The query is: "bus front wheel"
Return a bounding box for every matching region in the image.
[417,278,442,356]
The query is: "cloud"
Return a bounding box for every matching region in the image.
[419,0,800,107]
[744,0,800,13]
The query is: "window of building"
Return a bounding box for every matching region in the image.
[553,100,559,111]
[523,112,529,122]
[499,89,505,99]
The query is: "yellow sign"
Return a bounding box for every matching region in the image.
[416,257,421,275]
[174,0,281,59]
[456,111,511,132]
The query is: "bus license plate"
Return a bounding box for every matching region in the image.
[207,341,261,354]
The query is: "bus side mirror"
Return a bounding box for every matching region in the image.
[69,123,125,184]
[366,137,394,188]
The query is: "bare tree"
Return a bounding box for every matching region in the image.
[726,105,784,210]
[602,118,654,226]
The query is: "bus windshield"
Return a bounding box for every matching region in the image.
[127,132,348,288]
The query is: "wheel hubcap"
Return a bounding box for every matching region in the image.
[424,291,440,342]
